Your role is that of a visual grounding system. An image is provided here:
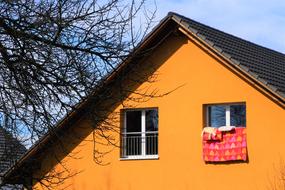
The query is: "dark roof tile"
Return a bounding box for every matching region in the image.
[0,128,26,175]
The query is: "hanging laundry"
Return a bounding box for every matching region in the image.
[202,127,247,162]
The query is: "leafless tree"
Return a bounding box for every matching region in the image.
[0,0,156,141]
[0,0,158,189]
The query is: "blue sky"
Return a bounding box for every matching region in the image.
[148,0,285,53]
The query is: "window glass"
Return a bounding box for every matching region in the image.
[208,105,226,127]
[146,109,158,132]
[125,111,142,155]
[230,105,246,127]
[126,111,141,132]
[146,109,158,155]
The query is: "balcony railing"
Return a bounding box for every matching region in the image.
[121,131,158,158]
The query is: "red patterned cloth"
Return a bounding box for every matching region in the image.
[202,127,247,162]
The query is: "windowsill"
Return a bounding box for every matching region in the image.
[120,155,159,161]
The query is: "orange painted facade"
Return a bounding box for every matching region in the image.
[34,32,285,190]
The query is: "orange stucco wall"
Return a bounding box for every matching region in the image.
[35,33,285,190]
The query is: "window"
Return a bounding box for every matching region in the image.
[121,108,158,159]
[202,103,247,162]
[207,104,246,127]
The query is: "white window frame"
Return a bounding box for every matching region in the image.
[121,109,159,160]
[206,103,246,127]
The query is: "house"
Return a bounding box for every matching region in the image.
[2,12,285,190]
[0,127,26,187]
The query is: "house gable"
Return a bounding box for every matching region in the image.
[3,13,285,190]
[25,27,285,190]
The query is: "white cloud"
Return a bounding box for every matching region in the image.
[151,0,285,53]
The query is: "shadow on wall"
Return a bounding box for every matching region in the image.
[20,32,189,189]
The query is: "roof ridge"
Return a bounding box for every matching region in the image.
[168,12,285,58]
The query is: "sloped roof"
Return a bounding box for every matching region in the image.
[3,12,285,185]
[169,12,285,98]
[0,128,26,176]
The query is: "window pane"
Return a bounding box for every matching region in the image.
[230,105,246,127]
[146,109,158,132]
[125,111,142,156]
[126,111,141,132]
[208,106,226,127]
[146,109,158,155]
